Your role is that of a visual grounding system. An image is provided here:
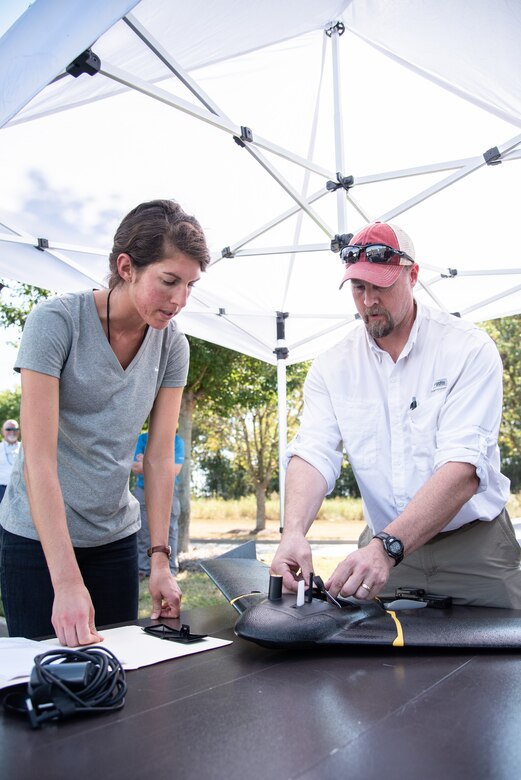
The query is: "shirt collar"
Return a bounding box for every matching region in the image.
[400,300,423,358]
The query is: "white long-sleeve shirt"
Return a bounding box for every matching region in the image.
[285,302,510,533]
[0,440,20,486]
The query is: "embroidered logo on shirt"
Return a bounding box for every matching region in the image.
[431,378,447,392]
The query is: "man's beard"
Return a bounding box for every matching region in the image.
[363,307,394,339]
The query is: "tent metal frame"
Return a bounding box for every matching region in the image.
[1,5,521,525]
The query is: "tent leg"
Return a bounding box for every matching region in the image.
[276,357,287,533]
[275,313,288,532]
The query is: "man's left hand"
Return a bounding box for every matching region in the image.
[325,540,394,600]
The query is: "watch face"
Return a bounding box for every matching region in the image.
[374,533,403,563]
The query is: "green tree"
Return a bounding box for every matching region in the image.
[0,388,21,429]
[0,278,53,332]
[193,357,309,531]
[482,315,521,491]
[177,337,244,551]
[0,278,50,433]
[194,449,250,499]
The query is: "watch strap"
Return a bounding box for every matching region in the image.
[147,545,172,559]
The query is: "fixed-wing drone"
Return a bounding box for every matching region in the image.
[201,542,521,649]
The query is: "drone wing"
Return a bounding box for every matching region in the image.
[200,541,270,614]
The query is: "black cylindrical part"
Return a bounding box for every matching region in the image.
[268,574,283,601]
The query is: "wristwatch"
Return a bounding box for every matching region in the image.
[147,545,172,559]
[373,532,404,566]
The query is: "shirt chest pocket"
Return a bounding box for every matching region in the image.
[331,397,380,470]
[409,392,446,471]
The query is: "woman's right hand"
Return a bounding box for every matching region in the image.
[51,582,104,647]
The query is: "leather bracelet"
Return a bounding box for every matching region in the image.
[147,545,172,559]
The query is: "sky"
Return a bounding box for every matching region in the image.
[0,1,32,390]
[0,1,520,387]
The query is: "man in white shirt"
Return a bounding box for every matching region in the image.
[0,419,20,502]
[271,222,521,608]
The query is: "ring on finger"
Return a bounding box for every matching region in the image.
[360,582,371,592]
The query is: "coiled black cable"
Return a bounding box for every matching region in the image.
[4,646,127,728]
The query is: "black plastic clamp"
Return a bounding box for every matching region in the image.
[221,246,234,258]
[483,146,502,165]
[233,126,254,147]
[276,311,288,342]
[325,21,346,37]
[66,49,101,78]
[331,233,354,253]
[326,172,354,192]
[36,238,49,250]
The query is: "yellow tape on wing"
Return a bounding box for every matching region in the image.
[387,610,405,647]
[229,592,261,606]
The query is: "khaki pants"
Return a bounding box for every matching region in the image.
[359,508,521,608]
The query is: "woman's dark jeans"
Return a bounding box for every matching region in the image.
[0,526,139,639]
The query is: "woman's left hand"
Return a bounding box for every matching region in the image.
[148,567,182,619]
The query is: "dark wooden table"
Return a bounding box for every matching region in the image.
[2,603,520,780]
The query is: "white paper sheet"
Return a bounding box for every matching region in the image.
[0,627,232,689]
[46,625,232,669]
[0,637,59,689]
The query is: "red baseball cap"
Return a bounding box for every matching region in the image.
[339,222,416,289]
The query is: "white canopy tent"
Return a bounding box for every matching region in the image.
[1,0,520,509]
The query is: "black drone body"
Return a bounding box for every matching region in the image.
[200,542,521,650]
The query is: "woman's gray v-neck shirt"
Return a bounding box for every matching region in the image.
[0,290,189,546]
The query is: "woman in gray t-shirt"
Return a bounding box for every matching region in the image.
[0,199,210,645]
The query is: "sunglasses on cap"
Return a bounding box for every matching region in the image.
[341,243,414,265]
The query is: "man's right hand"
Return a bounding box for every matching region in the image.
[270,533,315,593]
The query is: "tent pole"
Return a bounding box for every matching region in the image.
[329,22,347,233]
[275,313,288,532]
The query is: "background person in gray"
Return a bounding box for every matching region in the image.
[0,199,210,645]
[271,221,521,608]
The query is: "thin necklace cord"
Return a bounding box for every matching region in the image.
[106,288,113,345]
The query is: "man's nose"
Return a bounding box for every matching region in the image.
[363,287,380,306]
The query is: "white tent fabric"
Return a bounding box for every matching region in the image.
[4,0,521,131]
[0,0,520,369]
